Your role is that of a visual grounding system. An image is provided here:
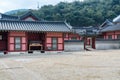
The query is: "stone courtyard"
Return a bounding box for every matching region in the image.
[0,50,120,80]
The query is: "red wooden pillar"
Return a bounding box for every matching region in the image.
[92,37,96,49]
[84,37,87,50]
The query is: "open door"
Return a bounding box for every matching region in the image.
[84,37,96,50]
[86,37,92,48]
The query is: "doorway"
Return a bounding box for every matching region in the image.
[84,37,96,50]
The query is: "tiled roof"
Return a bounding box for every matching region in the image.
[19,11,40,20]
[73,26,100,36]
[101,23,120,32]
[113,15,120,23]
[0,20,71,32]
[0,13,19,20]
[0,11,41,21]
[99,19,113,29]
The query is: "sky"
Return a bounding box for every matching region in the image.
[0,0,83,13]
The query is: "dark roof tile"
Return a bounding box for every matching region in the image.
[0,20,71,32]
[0,13,19,20]
[19,11,40,20]
[101,23,120,32]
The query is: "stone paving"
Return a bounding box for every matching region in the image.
[0,50,120,80]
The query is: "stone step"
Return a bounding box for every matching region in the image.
[85,47,95,51]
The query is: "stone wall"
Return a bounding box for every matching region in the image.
[64,40,120,51]
[64,42,84,51]
[96,41,120,50]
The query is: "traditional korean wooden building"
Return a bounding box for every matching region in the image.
[74,26,100,50]
[1,10,120,53]
[64,16,120,51]
[101,16,120,40]
[0,11,71,54]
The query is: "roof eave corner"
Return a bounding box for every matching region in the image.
[64,20,74,33]
[64,20,73,29]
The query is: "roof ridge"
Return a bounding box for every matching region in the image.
[19,10,40,20]
[0,19,65,23]
[2,13,18,18]
[0,19,71,32]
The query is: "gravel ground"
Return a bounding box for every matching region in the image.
[0,50,120,80]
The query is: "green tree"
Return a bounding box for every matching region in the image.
[10,0,120,27]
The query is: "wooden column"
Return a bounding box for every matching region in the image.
[92,37,96,49]
[84,37,86,50]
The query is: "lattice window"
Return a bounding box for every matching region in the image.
[71,37,77,40]
[52,38,57,50]
[117,34,120,39]
[15,37,21,50]
[108,35,112,39]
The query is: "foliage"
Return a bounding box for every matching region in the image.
[10,0,120,27]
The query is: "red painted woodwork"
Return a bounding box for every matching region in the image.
[22,37,26,43]
[46,38,51,43]
[47,44,52,47]
[115,35,117,39]
[104,35,106,39]
[2,31,64,52]
[9,32,26,36]
[8,32,27,52]
[64,38,69,40]
[10,44,14,51]
[64,33,69,40]
[47,32,63,37]
[0,32,8,51]
[10,37,14,43]
[22,16,38,21]
[92,38,96,49]
[58,38,63,43]
[9,37,14,51]
[84,37,96,50]
[28,33,41,40]
[103,31,120,40]
[64,33,81,40]
[106,35,108,39]
[24,17,36,21]
[106,32,114,35]
[0,41,7,50]
[22,44,26,50]
[45,32,64,51]
[84,37,87,50]
[58,44,63,50]
[112,35,114,39]
[6,32,45,52]
[21,37,27,51]
[27,32,45,50]
[66,34,68,37]
[87,38,91,45]
[115,31,120,34]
